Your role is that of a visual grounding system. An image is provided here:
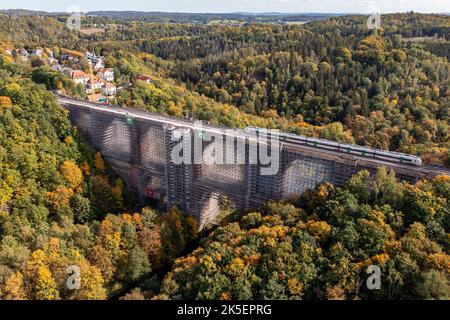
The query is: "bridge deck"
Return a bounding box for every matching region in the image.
[57,95,449,178]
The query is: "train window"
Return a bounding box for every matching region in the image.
[375,151,400,160]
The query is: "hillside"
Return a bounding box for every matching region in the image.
[0,56,196,299]
[160,169,450,300]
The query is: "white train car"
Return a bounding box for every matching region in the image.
[244,127,423,167]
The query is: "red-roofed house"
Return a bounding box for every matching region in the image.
[71,70,90,86]
[86,76,105,94]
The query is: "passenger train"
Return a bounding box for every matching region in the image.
[244,127,423,167]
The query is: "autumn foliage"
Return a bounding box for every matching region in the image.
[160,170,450,300]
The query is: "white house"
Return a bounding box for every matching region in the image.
[85,51,96,60]
[86,77,104,94]
[71,70,90,86]
[97,68,114,82]
[30,49,43,57]
[85,52,106,71]
[103,82,117,96]
[19,49,29,56]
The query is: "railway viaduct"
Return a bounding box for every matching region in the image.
[58,97,449,229]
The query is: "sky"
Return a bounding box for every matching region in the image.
[0,0,449,14]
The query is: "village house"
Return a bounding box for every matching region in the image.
[30,49,43,57]
[86,76,105,94]
[85,51,96,60]
[71,70,90,86]
[102,82,117,96]
[18,49,29,61]
[97,68,114,82]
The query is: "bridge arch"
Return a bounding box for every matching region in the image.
[70,108,92,135]
[140,126,166,170]
[198,191,238,229]
[281,156,333,199]
[102,119,132,162]
[199,138,246,186]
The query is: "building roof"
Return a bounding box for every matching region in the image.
[104,82,116,89]
[89,76,103,84]
[137,75,151,81]
[71,70,89,79]
[98,68,113,73]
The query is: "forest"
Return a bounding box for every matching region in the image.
[160,169,450,300]
[0,12,449,300]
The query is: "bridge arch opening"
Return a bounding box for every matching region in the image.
[200,139,246,186]
[102,119,132,162]
[70,109,91,135]
[199,192,237,230]
[140,126,166,169]
[282,158,333,199]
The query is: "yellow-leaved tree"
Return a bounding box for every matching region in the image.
[25,250,60,300]
[60,160,83,189]
[0,96,13,108]
[94,152,105,173]
[1,272,27,300]
[34,266,60,300]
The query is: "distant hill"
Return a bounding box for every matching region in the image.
[0,9,343,23]
[0,9,70,16]
[85,11,341,23]
[0,9,51,15]
[231,12,341,16]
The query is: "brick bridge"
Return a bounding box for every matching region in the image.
[58,97,449,229]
